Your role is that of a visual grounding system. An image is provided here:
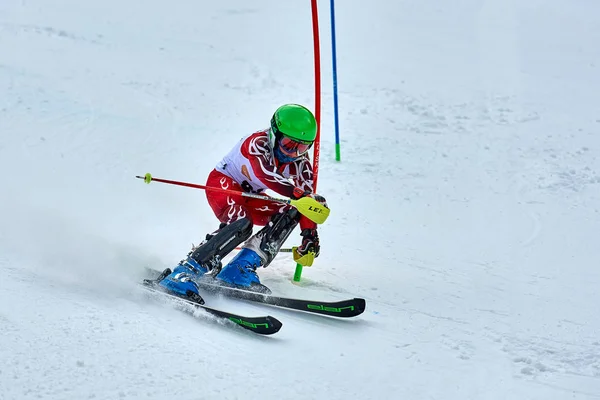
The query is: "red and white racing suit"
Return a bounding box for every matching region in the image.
[205,129,316,231]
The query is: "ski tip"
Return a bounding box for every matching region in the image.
[332,298,366,318]
[353,298,367,316]
[265,316,283,335]
[229,315,283,335]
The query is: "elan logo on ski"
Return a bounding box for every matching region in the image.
[229,317,271,329]
[307,304,355,313]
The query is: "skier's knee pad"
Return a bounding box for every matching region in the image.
[190,217,253,267]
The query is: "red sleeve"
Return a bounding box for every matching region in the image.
[289,157,314,193]
[241,132,296,198]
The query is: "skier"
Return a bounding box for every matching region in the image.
[157,104,327,295]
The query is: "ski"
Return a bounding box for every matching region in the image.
[195,279,366,318]
[140,280,282,335]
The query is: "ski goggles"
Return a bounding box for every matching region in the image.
[278,136,312,157]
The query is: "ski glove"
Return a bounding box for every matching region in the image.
[292,188,328,207]
[293,228,320,267]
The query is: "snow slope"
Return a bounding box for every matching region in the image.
[1,0,600,399]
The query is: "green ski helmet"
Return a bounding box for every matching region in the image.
[269,104,317,163]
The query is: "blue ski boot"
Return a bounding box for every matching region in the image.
[215,248,271,293]
[158,257,208,297]
[215,208,301,294]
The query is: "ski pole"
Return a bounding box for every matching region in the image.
[136,173,330,225]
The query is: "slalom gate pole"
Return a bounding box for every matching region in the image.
[294,0,322,283]
[331,0,341,161]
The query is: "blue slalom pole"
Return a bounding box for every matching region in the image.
[330,0,341,161]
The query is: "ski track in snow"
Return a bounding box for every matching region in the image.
[2,0,600,399]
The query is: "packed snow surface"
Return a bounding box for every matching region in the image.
[1,1,599,399]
